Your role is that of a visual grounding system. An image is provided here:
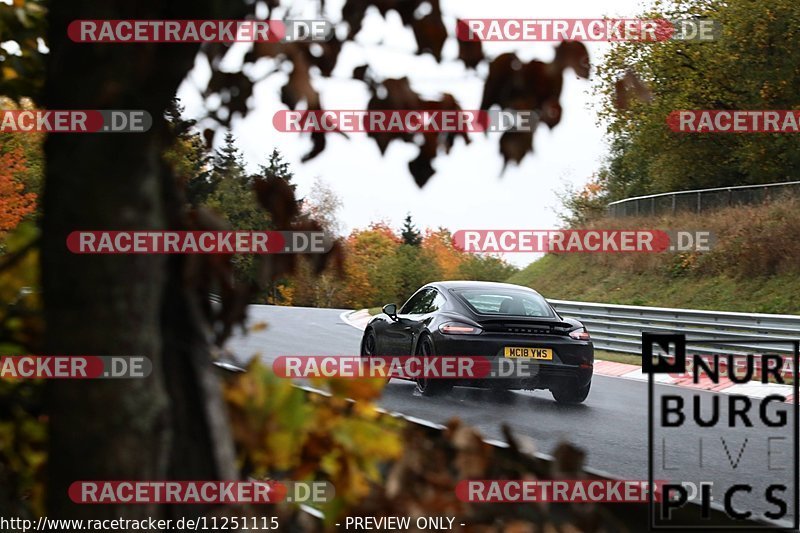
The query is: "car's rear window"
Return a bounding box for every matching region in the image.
[453,288,555,317]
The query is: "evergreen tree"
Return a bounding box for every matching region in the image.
[164,99,215,206]
[256,148,301,209]
[256,148,301,303]
[213,132,246,181]
[400,214,422,246]
[260,148,294,184]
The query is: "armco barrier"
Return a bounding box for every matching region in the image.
[550,299,798,366]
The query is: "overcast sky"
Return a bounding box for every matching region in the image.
[177,0,649,267]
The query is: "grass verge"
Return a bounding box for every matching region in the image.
[507,198,800,315]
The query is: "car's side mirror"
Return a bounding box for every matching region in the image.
[382,303,398,321]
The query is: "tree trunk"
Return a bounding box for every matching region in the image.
[42,1,237,524]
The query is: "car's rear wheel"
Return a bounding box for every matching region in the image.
[551,379,591,404]
[361,329,390,381]
[414,335,453,397]
[361,329,377,357]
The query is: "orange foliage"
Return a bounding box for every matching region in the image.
[343,223,401,307]
[421,228,463,279]
[0,146,36,235]
[579,177,604,201]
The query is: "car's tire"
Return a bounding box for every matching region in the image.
[551,379,591,404]
[414,335,453,397]
[360,329,377,357]
[361,329,390,382]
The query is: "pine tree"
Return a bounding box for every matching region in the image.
[257,148,301,209]
[164,98,215,205]
[400,214,422,246]
[259,148,296,188]
[257,148,302,303]
[214,132,246,181]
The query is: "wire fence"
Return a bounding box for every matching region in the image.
[606,180,800,218]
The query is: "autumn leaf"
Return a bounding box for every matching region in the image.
[0,145,36,237]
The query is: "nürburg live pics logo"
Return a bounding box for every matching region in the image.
[644,333,798,529]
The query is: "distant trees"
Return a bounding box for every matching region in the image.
[336,223,517,309]
[594,0,800,202]
[456,253,519,282]
[342,223,403,308]
[163,108,518,308]
[302,177,342,236]
[556,174,609,227]
[205,133,273,233]
[165,106,308,295]
[291,177,345,307]
[561,0,800,227]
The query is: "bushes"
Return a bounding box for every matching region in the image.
[576,197,800,279]
[508,197,800,313]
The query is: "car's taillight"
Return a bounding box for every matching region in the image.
[569,327,591,340]
[439,322,482,335]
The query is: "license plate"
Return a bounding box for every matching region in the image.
[504,347,553,360]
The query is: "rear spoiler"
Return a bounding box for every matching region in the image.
[479,318,575,330]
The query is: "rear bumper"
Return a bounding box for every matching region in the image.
[430,333,593,390]
[473,362,593,390]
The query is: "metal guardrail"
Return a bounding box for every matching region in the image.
[606,180,800,218]
[549,299,799,360]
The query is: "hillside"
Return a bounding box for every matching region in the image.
[507,197,800,315]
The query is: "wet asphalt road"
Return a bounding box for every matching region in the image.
[225,305,797,527]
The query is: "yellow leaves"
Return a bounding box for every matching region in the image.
[0,382,46,517]
[3,66,19,80]
[0,223,41,355]
[223,358,404,521]
[266,284,294,305]
[249,321,268,333]
[224,359,617,529]
[224,360,315,475]
[337,417,403,461]
[0,222,44,516]
[317,376,386,402]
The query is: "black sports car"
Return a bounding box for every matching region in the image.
[360,281,593,403]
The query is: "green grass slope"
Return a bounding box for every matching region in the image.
[508,254,800,314]
[507,198,800,315]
